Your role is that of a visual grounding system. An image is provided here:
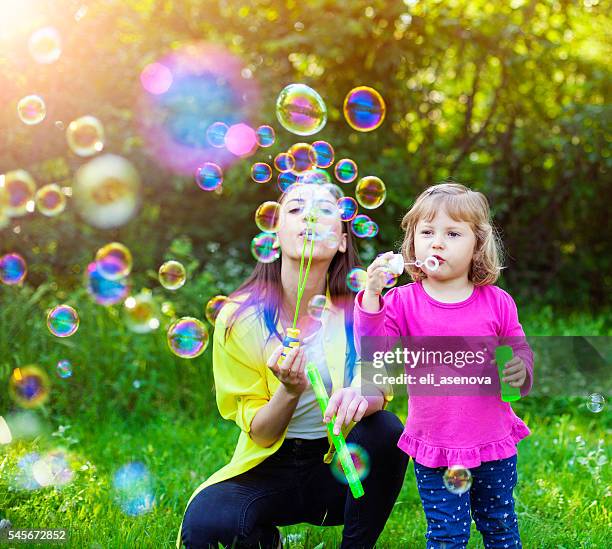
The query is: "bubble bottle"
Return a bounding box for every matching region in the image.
[278,327,301,365]
[495,345,521,402]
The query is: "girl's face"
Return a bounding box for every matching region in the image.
[414,208,476,281]
[277,185,347,262]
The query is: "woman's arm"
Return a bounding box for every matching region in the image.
[251,345,309,448]
[250,384,301,448]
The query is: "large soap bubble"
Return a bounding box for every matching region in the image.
[276,84,327,136]
[138,42,261,176]
[73,154,141,229]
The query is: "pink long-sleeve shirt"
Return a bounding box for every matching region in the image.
[354,280,533,468]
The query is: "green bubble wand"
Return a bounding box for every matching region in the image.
[277,205,365,498]
[306,360,365,498]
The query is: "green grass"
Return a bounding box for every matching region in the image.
[1,404,610,548]
[0,291,610,548]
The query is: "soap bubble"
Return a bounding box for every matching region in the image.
[17,95,46,125]
[276,84,327,136]
[66,115,105,157]
[225,123,258,157]
[32,450,74,487]
[288,143,317,174]
[140,62,173,95]
[95,242,133,281]
[337,197,358,222]
[35,184,66,217]
[13,452,43,490]
[28,26,61,64]
[586,393,605,413]
[0,198,8,229]
[255,201,281,232]
[334,159,358,183]
[343,86,386,132]
[206,122,229,148]
[73,154,141,229]
[9,366,50,408]
[346,268,367,292]
[307,295,328,320]
[137,42,261,176]
[277,172,298,193]
[256,125,275,147]
[351,214,375,238]
[2,411,46,442]
[251,162,273,184]
[443,465,473,495]
[322,232,340,249]
[355,176,386,209]
[0,253,27,285]
[205,295,229,325]
[167,317,209,358]
[0,416,11,444]
[85,261,130,306]
[274,152,295,173]
[251,232,280,263]
[384,271,398,289]
[195,162,223,191]
[47,305,79,337]
[56,360,73,379]
[297,169,332,186]
[1,170,36,217]
[366,220,379,238]
[124,292,160,333]
[312,141,335,168]
[113,462,155,516]
[158,260,186,290]
[331,443,371,484]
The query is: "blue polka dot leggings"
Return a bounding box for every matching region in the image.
[413,454,521,549]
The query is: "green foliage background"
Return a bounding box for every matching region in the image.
[1,0,610,308]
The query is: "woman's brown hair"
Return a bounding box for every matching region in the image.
[224,183,361,375]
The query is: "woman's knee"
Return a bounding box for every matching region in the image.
[352,409,405,455]
[181,492,239,549]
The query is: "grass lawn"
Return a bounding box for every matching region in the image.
[1,306,610,547]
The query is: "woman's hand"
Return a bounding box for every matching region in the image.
[365,251,394,297]
[324,388,369,435]
[267,345,308,396]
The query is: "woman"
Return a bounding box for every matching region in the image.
[178,182,408,548]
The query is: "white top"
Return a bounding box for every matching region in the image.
[285,325,333,439]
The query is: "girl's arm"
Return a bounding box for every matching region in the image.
[499,290,534,397]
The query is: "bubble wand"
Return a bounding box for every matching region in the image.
[277,212,316,365]
[306,360,365,498]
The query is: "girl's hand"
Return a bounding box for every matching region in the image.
[501,356,527,388]
[324,388,369,435]
[365,251,394,297]
[267,345,308,396]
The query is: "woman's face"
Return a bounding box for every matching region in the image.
[277,184,347,262]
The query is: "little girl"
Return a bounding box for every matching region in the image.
[354,183,533,548]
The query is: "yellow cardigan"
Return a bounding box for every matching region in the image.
[176,298,392,548]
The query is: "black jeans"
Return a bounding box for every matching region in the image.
[181,410,408,549]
